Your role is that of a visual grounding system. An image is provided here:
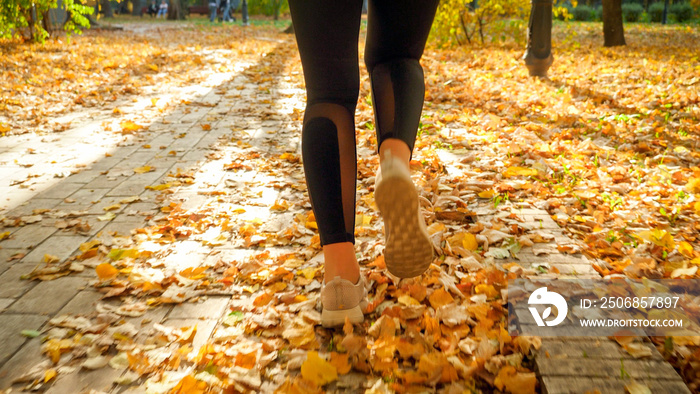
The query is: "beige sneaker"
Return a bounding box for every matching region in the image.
[321,276,367,328]
[375,150,434,278]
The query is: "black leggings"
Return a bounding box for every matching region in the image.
[289,0,438,246]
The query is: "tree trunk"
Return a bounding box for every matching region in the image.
[523,0,553,77]
[168,0,186,19]
[662,0,669,24]
[132,0,142,16]
[273,0,280,20]
[102,0,113,18]
[602,0,625,47]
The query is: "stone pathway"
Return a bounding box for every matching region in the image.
[0,35,691,394]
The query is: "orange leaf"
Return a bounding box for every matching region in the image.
[329,352,351,375]
[253,292,274,307]
[428,288,454,309]
[234,351,257,369]
[170,375,207,394]
[96,263,119,281]
[494,366,536,394]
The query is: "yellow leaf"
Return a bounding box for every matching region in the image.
[398,294,421,306]
[462,233,478,250]
[686,177,700,193]
[679,241,694,258]
[625,381,652,394]
[0,231,11,240]
[120,196,141,204]
[133,166,153,174]
[96,263,119,281]
[478,190,495,198]
[503,166,538,178]
[145,183,172,191]
[475,284,499,298]
[79,240,101,252]
[43,254,59,264]
[636,229,675,250]
[97,212,116,221]
[171,375,206,394]
[103,204,121,211]
[151,98,159,107]
[298,267,319,280]
[119,120,144,133]
[147,64,158,72]
[177,325,197,344]
[301,351,337,387]
[44,368,57,383]
[270,200,290,211]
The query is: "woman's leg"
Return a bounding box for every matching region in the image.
[288,0,363,284]
[365,0,439,159]
[365,0,439,278]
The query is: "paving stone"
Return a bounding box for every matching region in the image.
[168,296,229,320]
[0,248,24,270]
[0,335,44,389]
[54,188,112,210]
[0,299,13,311]
[56,289,104,316]
[0,314,47,364]
[35,182,85,200]
[161,318,218,350]
[84,176,126,190]
[541,377,691,394]
[0,264,37,298]
[120,151,160,167]
[121,202,159,216]
[106,172,166,197]
[3,198,63,217]
[65,169,104,184]
[539,339,661,360]
[44,366,122,394]
[21,234,89,265]
[99,220,144,237]
[87,196,130,215]
[537,358,679,380]
[89,156,134,172]
[8,276,88,315]
[0,224,57,250]
[551,264,597,276]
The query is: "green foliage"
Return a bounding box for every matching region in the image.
[247,0,288,18]
[670,2,694,21]
[0,0,92,42]
[649,2,665,22]
[572,4,595,20]
[622,3,644,21]
[432,0,568,46]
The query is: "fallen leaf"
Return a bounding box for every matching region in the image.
[301,351,337,387]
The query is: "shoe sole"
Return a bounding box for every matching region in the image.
[375,174,434,278]
[321,305,364,328]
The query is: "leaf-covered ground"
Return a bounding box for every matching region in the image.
[1,20,699,393]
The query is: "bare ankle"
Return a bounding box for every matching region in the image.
[323,242,360,283]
